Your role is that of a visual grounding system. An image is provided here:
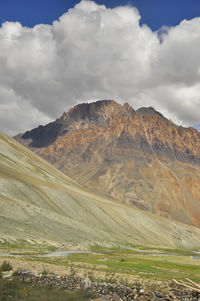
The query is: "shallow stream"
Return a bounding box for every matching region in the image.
[0,250,178,258]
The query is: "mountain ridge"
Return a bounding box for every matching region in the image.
[15,100,200,228]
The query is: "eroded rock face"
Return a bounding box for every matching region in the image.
[15,100,200,227]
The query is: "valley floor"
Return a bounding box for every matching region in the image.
[0,245,199,289]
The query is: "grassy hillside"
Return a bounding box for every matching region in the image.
[1,131,200,249]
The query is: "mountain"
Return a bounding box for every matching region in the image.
[2,131,200,249]
[15,100,200,228]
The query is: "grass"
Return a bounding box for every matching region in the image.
[11,246,199,284]
[90,244,199,256]
[0,245,199,290]
[66,252,200,282]
[0,277,95,301]
[0,242,56,256]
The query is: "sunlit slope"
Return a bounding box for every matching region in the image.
[1,131,200,249]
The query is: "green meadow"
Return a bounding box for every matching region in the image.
[1,245,199,285]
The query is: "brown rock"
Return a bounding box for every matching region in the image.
[112,293,122,301]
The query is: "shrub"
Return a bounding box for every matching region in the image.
[12,269,20,277]
[119,257,126,262]
[0,261,13,272]
[69,265,76,278]
[42,267,48,276]
[86,265,96,282]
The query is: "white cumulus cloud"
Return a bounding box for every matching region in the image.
[0,0,200,135]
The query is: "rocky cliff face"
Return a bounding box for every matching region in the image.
[15,100,200,227]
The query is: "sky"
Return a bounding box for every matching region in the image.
[1,0,200,31]
[0,0,200,135]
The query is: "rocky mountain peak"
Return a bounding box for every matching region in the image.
[122,102,135,116]
[136,106,166,120]
[61,99,119,118]
[60,99,123,125]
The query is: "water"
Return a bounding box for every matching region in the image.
[0,250,179,258]
[38,250,90,258]
[0,250,90,258]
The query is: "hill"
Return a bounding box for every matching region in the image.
[1,131,200,248]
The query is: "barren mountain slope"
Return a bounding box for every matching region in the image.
[1,131,200,249]
[4,130,200,249]
[15,100,200,228]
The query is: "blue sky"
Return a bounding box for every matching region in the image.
[1,0,200,31]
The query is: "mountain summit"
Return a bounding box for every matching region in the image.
[15,100,200,228]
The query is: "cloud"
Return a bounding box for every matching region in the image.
[0,0,200,135]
